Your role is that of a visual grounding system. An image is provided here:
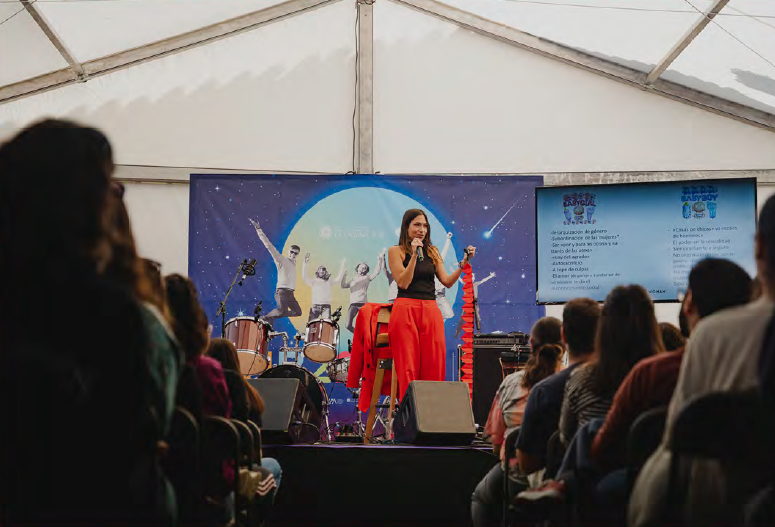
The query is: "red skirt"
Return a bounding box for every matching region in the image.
[388,297,446,401]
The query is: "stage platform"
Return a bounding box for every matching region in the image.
[263,442,498,527]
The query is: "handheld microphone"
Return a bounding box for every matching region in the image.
[239,258,257,285]
[417,245,424,261]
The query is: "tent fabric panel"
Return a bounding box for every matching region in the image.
[664,6,775,115]
[0,3,69,86]
[433,0,707,72]
[373,0,775,174]
[0,0,356,173]
[123,181,190,277]
[35,0,293,63]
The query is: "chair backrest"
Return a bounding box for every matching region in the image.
[627,406,667,484]
[504,426,521,455]
[545,429,565,478]
[375,306,392,347]
[671,390,774,466]
[164,406,201,492]
[246,420,263,465]
[202,416,240,499]
[231,419,254,467]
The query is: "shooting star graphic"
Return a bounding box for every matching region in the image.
[484,202,518,239]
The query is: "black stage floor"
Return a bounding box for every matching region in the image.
[263,443,498,527]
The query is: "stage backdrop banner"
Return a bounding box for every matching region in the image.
[189,174,545,425]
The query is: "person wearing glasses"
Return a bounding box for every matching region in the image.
[249,219,302,326]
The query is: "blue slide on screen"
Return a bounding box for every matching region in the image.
[535,178,757,304]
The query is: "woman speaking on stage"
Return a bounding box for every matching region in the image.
[387,208,475,400]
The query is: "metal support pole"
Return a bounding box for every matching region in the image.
[355,0,375,173]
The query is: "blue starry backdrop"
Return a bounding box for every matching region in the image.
[189,174,545,424]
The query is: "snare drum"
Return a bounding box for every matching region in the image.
[303,318,339,363]
[326,357,350,383]
[224,316,271,374]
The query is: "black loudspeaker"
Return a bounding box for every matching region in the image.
[247,378,320,444]
[393,381,476,446]
[472,333,530,427]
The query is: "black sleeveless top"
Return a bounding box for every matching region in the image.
[397,249,437,300]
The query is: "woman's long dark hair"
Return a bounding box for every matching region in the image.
[522,316,563,389]
[165,274,209,362]
[103,196,155,305]
[397,209,440,263]
[522,344,563,389]
[207,338,265,415]
[659,322,686,352]
[0,119,115,295]
[590,284,663,397]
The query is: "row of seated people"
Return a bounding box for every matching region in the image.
[0,119,280,527]
[476,226,775,527]
[165,274,283,526]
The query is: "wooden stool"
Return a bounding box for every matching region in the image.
[364,306,398,443]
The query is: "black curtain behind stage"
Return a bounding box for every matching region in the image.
[263,444,498,527]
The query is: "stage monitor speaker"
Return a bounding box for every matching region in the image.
[393,381,476,446]
[247,378,320,444]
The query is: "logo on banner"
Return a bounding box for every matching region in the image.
[562,192,597,225]
[681,185,718,220]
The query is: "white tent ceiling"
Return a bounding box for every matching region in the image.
[3,0,774,122]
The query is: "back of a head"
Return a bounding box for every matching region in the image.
[207,338,240,372]
[165,274,209,362]
[522,343,564,390]
[0,119,115,294]
[562,297,602,358]
[530,316,562,349]
[142,259,168,315]
[522,317,563,389]
[593,285,663,396]
[659,322,686,352]
[759,194,775,282]
[207,337,266,417]
[688,258,752,318]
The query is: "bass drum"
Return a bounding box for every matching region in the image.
[258,365,327,416]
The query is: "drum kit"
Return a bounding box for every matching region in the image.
[217,259,363,443]
[222,306,363,442]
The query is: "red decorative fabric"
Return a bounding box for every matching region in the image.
[459,263,474,397]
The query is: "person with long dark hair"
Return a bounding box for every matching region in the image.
[485,317,564,458]
[165,274,231,420]
[207,338,265,424]
[559,284,663,445]
[0,119,173,525]
[386,209,475,399]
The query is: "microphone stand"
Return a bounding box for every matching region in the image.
[216,259,248,337]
